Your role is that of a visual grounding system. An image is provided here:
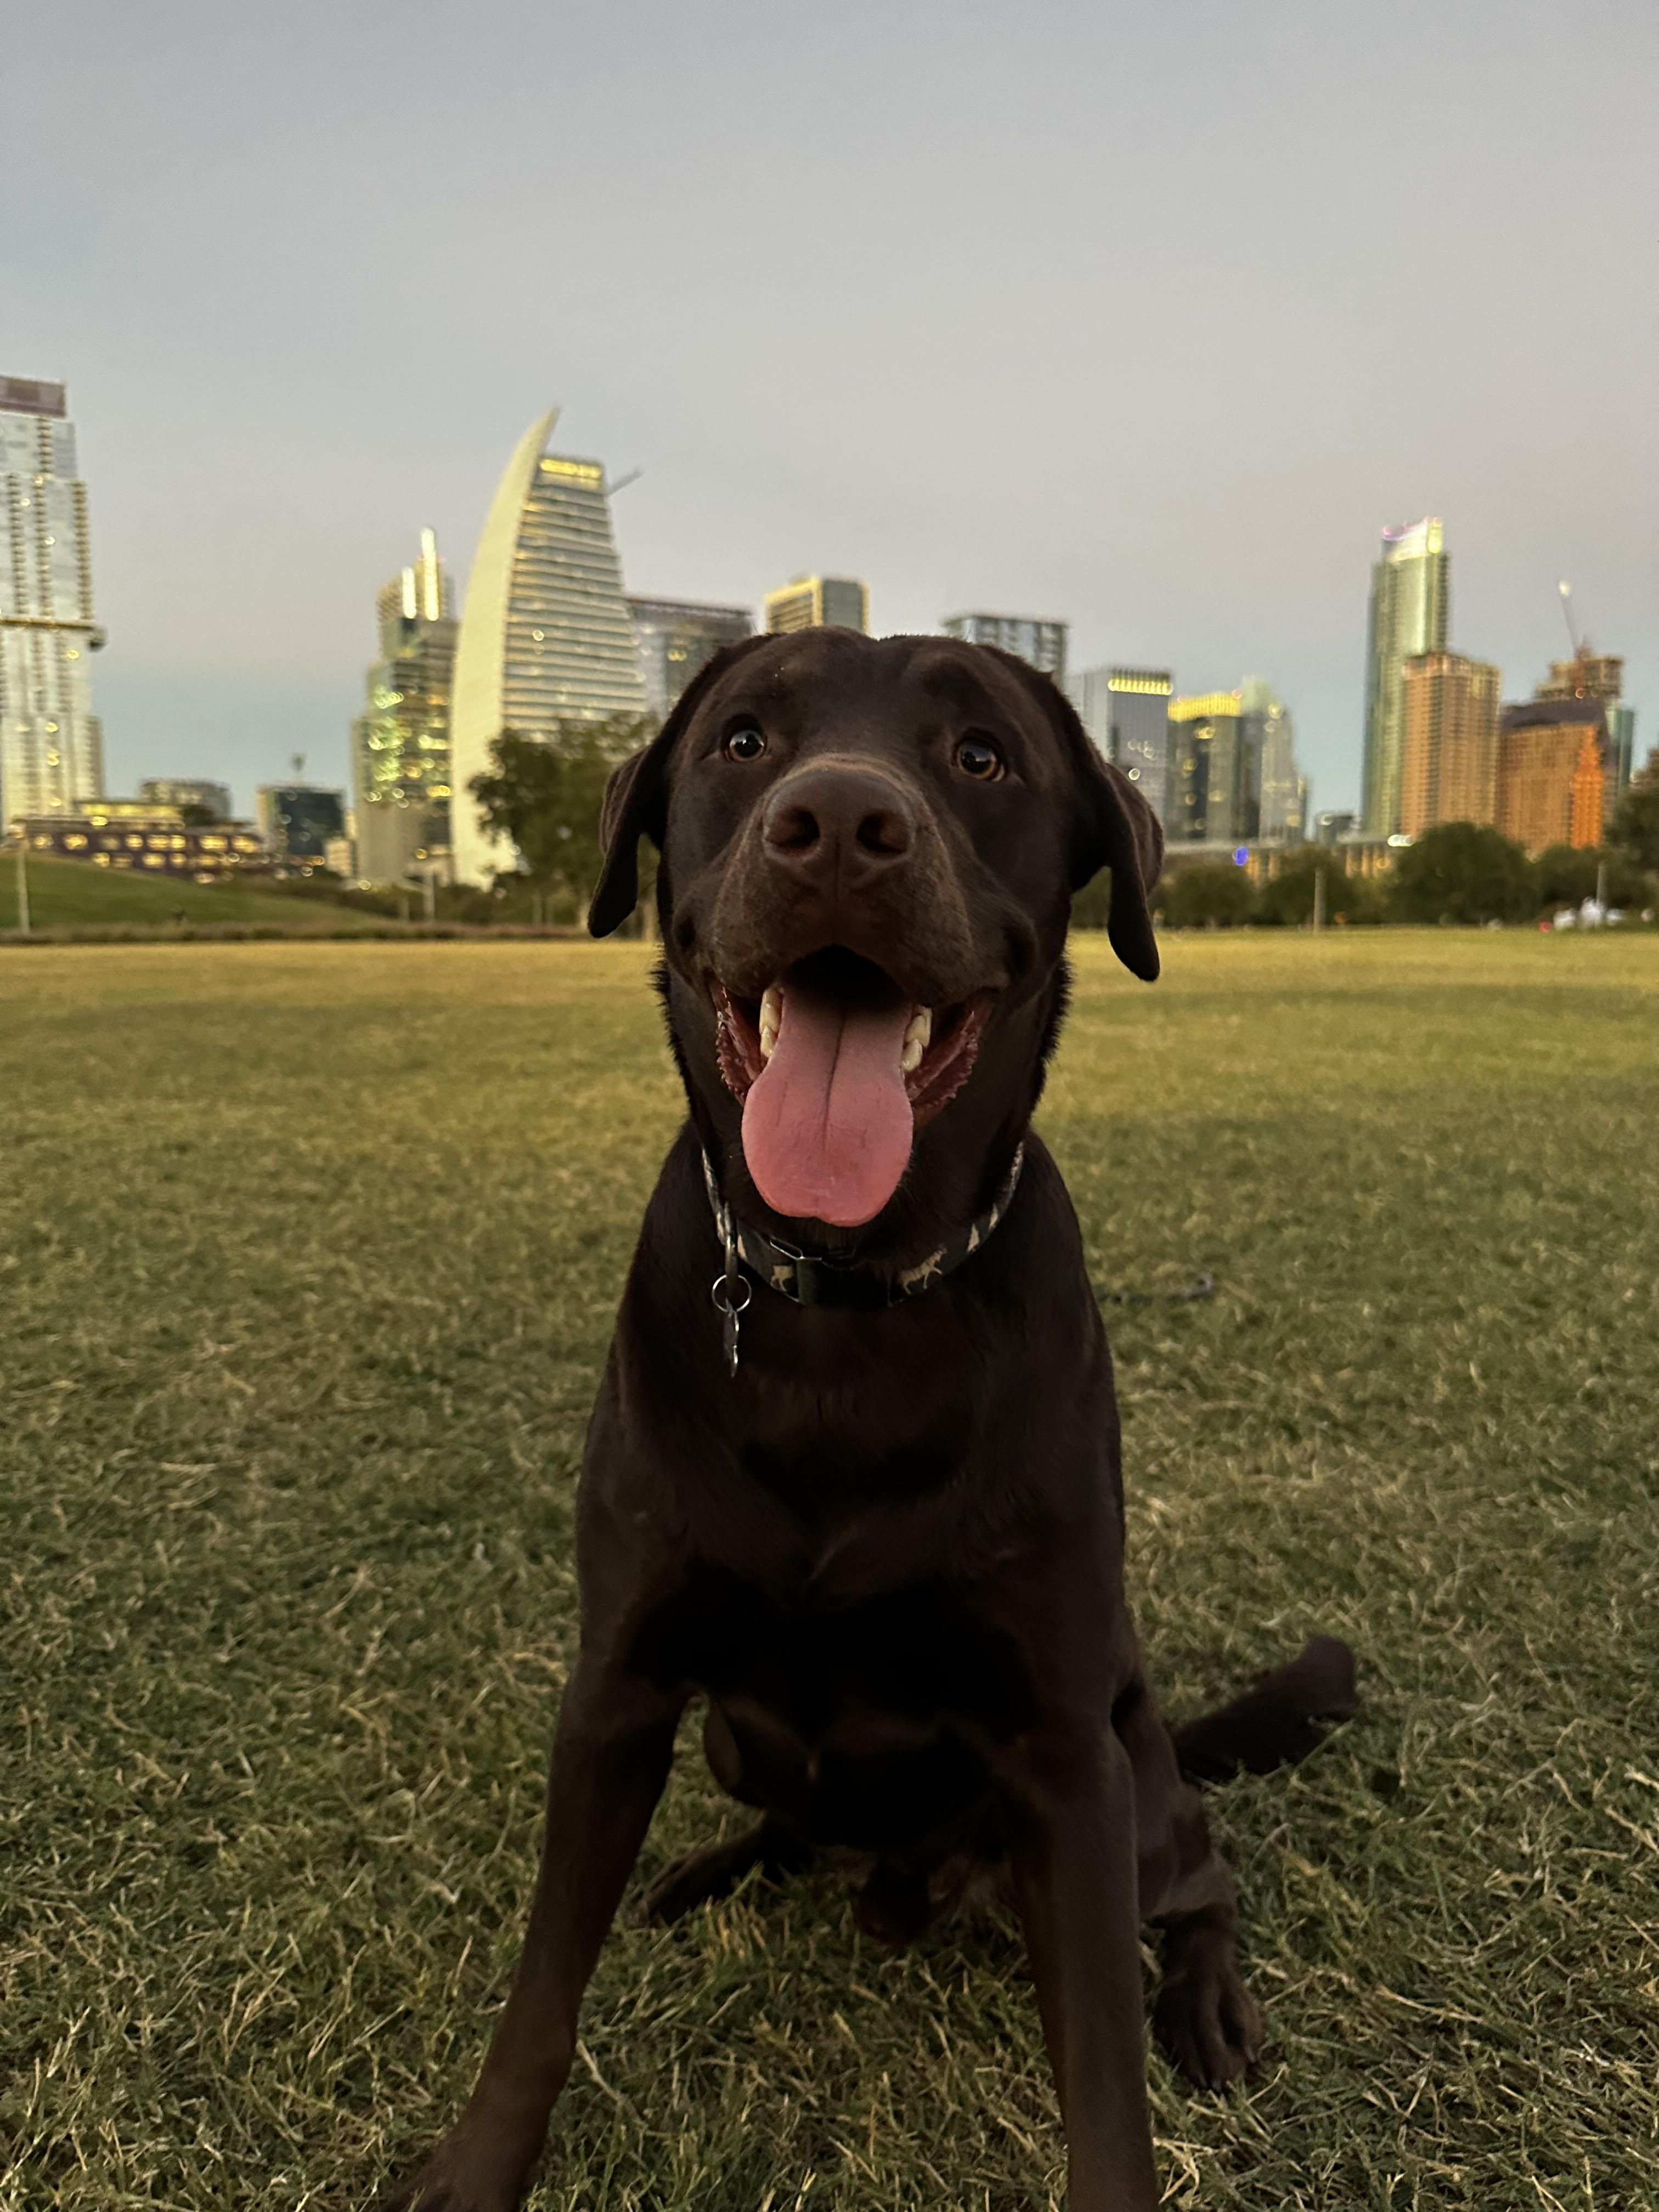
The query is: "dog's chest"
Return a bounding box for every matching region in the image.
[634,1567,1036,1849]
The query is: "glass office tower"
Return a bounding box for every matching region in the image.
[450,409,647,884]
[351,528,459,882]
[1362,517,1449,836]
[629,596,753,720]
[763,576,870,634]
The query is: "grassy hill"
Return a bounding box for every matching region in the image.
[0,854,383,933]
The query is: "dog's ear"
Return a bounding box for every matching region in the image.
[987,653,1163,980]
[588,637,771,937]
[1065,716,1164,983]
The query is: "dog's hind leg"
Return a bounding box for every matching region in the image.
[1170,1635,1358,1786]
[639,1815,812,1923]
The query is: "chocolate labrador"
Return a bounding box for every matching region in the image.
[380,629,1356,2211]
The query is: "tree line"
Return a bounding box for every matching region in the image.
[1098,776,1659,932]
[467,722,1659,934]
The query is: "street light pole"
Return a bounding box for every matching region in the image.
[13,835,30,936]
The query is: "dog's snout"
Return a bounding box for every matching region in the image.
[761,764,917,882]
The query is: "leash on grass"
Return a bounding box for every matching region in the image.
[1093,1273,1216,1307]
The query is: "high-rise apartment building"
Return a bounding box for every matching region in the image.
[1168,691,1245,843]
[1495,699,1609,853]
[1362,518,1449,836]
[1534,648,1634,806]
[763,575,870,634]
[1239,678,1306,842]
[1399,652,1500,835]
[629,596,753,721]
[351,528,458,882]
[450,409,647,884]
[941,613,1066,679]
[1,376,105,824]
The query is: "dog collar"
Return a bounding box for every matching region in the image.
[699,1144,1025,1370]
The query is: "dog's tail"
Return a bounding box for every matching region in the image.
[1171,1634,1358,1786]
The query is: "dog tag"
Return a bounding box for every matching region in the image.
[710,1266,752,1380]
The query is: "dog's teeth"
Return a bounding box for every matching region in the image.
[901,1006,932,1075]
[759,984,783,1063]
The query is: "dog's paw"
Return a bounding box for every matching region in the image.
[854,1859,934,1945]
[374,2132,532,2212]
[1153,1956,1263,2091]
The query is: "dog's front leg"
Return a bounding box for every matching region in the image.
[379,1656,682,2212]
[1008,1725,1160,2212]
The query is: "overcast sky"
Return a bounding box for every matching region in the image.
[7,0,1655,816]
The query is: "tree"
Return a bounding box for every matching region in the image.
[469,716,651,922]
[177,800,221,827]
[1387,822,1536,926]
[1255,848,1374,927]
[1157,862,1257,929]
[1534,843,1650,911]
[1610,775,1659,874]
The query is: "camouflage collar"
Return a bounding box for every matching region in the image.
[700,1144,1025,1312]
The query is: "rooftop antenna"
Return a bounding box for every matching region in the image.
[292,752,307,782]
[605,467,642,498]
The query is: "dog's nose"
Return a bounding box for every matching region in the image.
[761,764,916,885]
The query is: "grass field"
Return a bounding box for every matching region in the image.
[0,855,382,934]
[4,933,1657,2211]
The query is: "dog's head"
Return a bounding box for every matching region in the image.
[590,630,1160,1236]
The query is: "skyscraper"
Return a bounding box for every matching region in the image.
[763,577,870,634]
[1399,652,1500,834]
[1108,669,1174,823]
[1534,648,1634,806]
[1362,518,1449,836]
[1239,678,1306,842]
[351,528,458,882]
[1062,666,1175,822]
[450,409,647,884]
[1496,699,1609,854]
[628,596,753,721]
[1168,691,1245,843]
[941,613,1066,679]
[256,783,348,866]
[1,376,105,823]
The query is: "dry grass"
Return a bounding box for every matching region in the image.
[3,932,1656,2210]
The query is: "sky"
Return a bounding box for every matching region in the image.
[6,0,1656,818]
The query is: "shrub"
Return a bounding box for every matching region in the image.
[1158,862,1257,929]
[1255,850,1375,927]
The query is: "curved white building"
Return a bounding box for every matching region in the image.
[450,407,647,884]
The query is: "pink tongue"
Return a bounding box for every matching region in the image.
[742,983,915,1227]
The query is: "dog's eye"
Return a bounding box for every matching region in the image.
[724,724,766,762]
[955,736,1004,781]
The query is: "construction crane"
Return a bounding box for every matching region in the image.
[1558,579,1582,658]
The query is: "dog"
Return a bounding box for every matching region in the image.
[380,629,1356,2211]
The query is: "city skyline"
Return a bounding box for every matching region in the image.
[7,1,1649,823]
[0,369,1638,861]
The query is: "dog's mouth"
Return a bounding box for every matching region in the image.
[710,949,993,1228]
